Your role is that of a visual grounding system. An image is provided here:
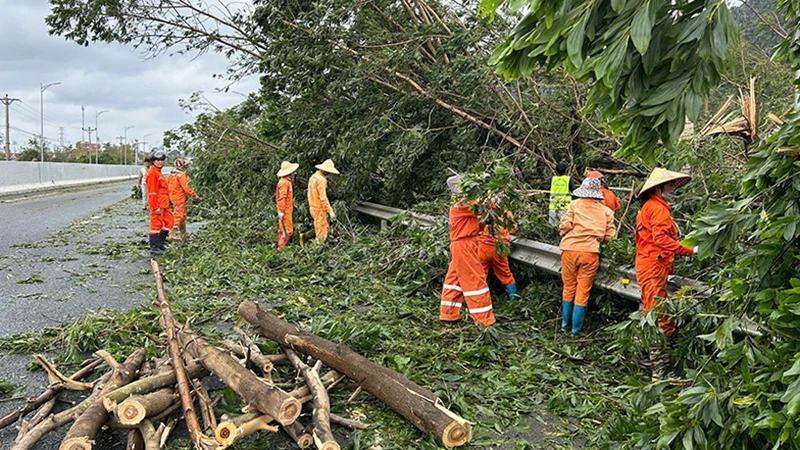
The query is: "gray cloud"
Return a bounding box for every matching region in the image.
[0,0,258,155]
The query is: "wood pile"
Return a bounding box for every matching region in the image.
[0,261,472,449]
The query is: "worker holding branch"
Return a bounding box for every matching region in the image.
[478,203,519,301]
[558,178,615,336]
[276,160,299,250]
[308,159,339,243]
[439,175,496,327]
[635,168,698,380]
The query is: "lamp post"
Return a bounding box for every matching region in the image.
[124,125,135,165]
[94,110,109,164]
[40,81,61,162]
[142,133,152,157]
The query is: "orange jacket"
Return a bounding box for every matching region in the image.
[635,195,693,272]
[449,201,480,242]
[146,165,169,211]
[559,198,615,253]
[600,186,621,213]
[308,171,332,212]
[478,209,516,246]
[167,170,197,204]
[276,176,293,214]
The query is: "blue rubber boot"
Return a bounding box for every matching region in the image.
[561,301,573,332]
[505,284,520,301]
[571,305,587,336]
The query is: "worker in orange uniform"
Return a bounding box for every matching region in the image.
[146,151,174,257]
[307,159,339,242]
[585,170,621,213]
[559,178,615,336]
[275,160,299,250]
[439,175,496,327]
[635,168,697,380]
[478,205,519,301]
[167,158,200,241]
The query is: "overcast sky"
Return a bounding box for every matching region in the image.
[0,0,258,156]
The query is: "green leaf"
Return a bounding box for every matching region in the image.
[611,0,626,13]
[784,220,796,242]
[631,2,652,55]
[567,16,587,67]
[640,77,689,106]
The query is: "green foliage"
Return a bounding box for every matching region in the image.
[482,0,740,163]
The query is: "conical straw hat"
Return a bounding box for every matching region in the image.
[315,159,340,175]
[638,168,691,198]
[276,161,299,177]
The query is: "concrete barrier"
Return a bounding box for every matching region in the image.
[0,162,140,197]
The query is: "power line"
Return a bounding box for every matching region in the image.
[13,103,81,131]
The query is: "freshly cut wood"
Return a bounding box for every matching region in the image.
[60,349,147,450]
[221,340,274,376]
[284,420,314,449]
[115,387,176,426]
[0,358,103,430]
[285,349,339,450]
[151,260,218,450]
[177,326,301,425]
[239,302,472,447]
[215,412,278,447]
[103,362,208,408]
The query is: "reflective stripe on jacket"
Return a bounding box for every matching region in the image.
[549,175,572,211]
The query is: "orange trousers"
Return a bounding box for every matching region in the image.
[636,263,674,336]
[172,201,186,227]
[310,208,329,241]
[478,242,515,285]
[440,238,496,326]
[149,196,174,235]
[278,211,294,246]
[561,250,599,307]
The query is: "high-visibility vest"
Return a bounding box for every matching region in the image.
[549,175,571,211]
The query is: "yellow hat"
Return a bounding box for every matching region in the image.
[638,167,692,198]
[276,161,299,177]
[315,159,340,175]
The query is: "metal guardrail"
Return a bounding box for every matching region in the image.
[355,202,712,302]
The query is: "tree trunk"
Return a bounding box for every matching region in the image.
[238,301,472,447]
[60,349,147,450]
[115,387,176,426]
[214,412,278,447]
[177,326,301,425]
[284,350,339,450]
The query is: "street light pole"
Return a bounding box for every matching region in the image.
[142,133,152,157]
[124,125,135,165]
[95,109,109,164]
[40,81,61,162]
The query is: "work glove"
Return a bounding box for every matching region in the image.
[692,246,699,256]
[278,212,285,219]
[329,210,337,222]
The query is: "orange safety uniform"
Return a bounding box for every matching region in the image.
[276,176,294,242]
[600,186,621,213]
[635,195,693,336]
[439,202,496,326]
[308,171,333,240]
[477,213,516,286]
[146,165,174,235]
[559,198,615,307]
[167,170,198,227]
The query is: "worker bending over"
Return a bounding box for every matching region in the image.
[146,151,173,257]
[559,178,615,336]
[168,158,200,241]
[439,175,496,327]
[478,205,519,301]
[548,163,578,224]
[586,171,621,213]
[276,160,299,250]
[635,168,698,380]
[308,159,339,243]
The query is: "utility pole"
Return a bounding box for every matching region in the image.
[124,125,135,165]
[1,95,21,160]
[94,110,109,164]
[85,127,96,163]
[117,136,125,165]
[142,133,152,157]
[40,81,60,162]
[58,127,66,150]
[81,106,85,143]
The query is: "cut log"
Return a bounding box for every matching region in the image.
[285,350,339,450]
[60,349,147,450]
[284,420,314,449]
[214,412,278,447]
[221,340,274,377]
[0,358,103,430]
[177,326,301,426]
[103,362,208,408]
[239,301,472,447]
[151,260,218,450]
[115,388,176,426]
